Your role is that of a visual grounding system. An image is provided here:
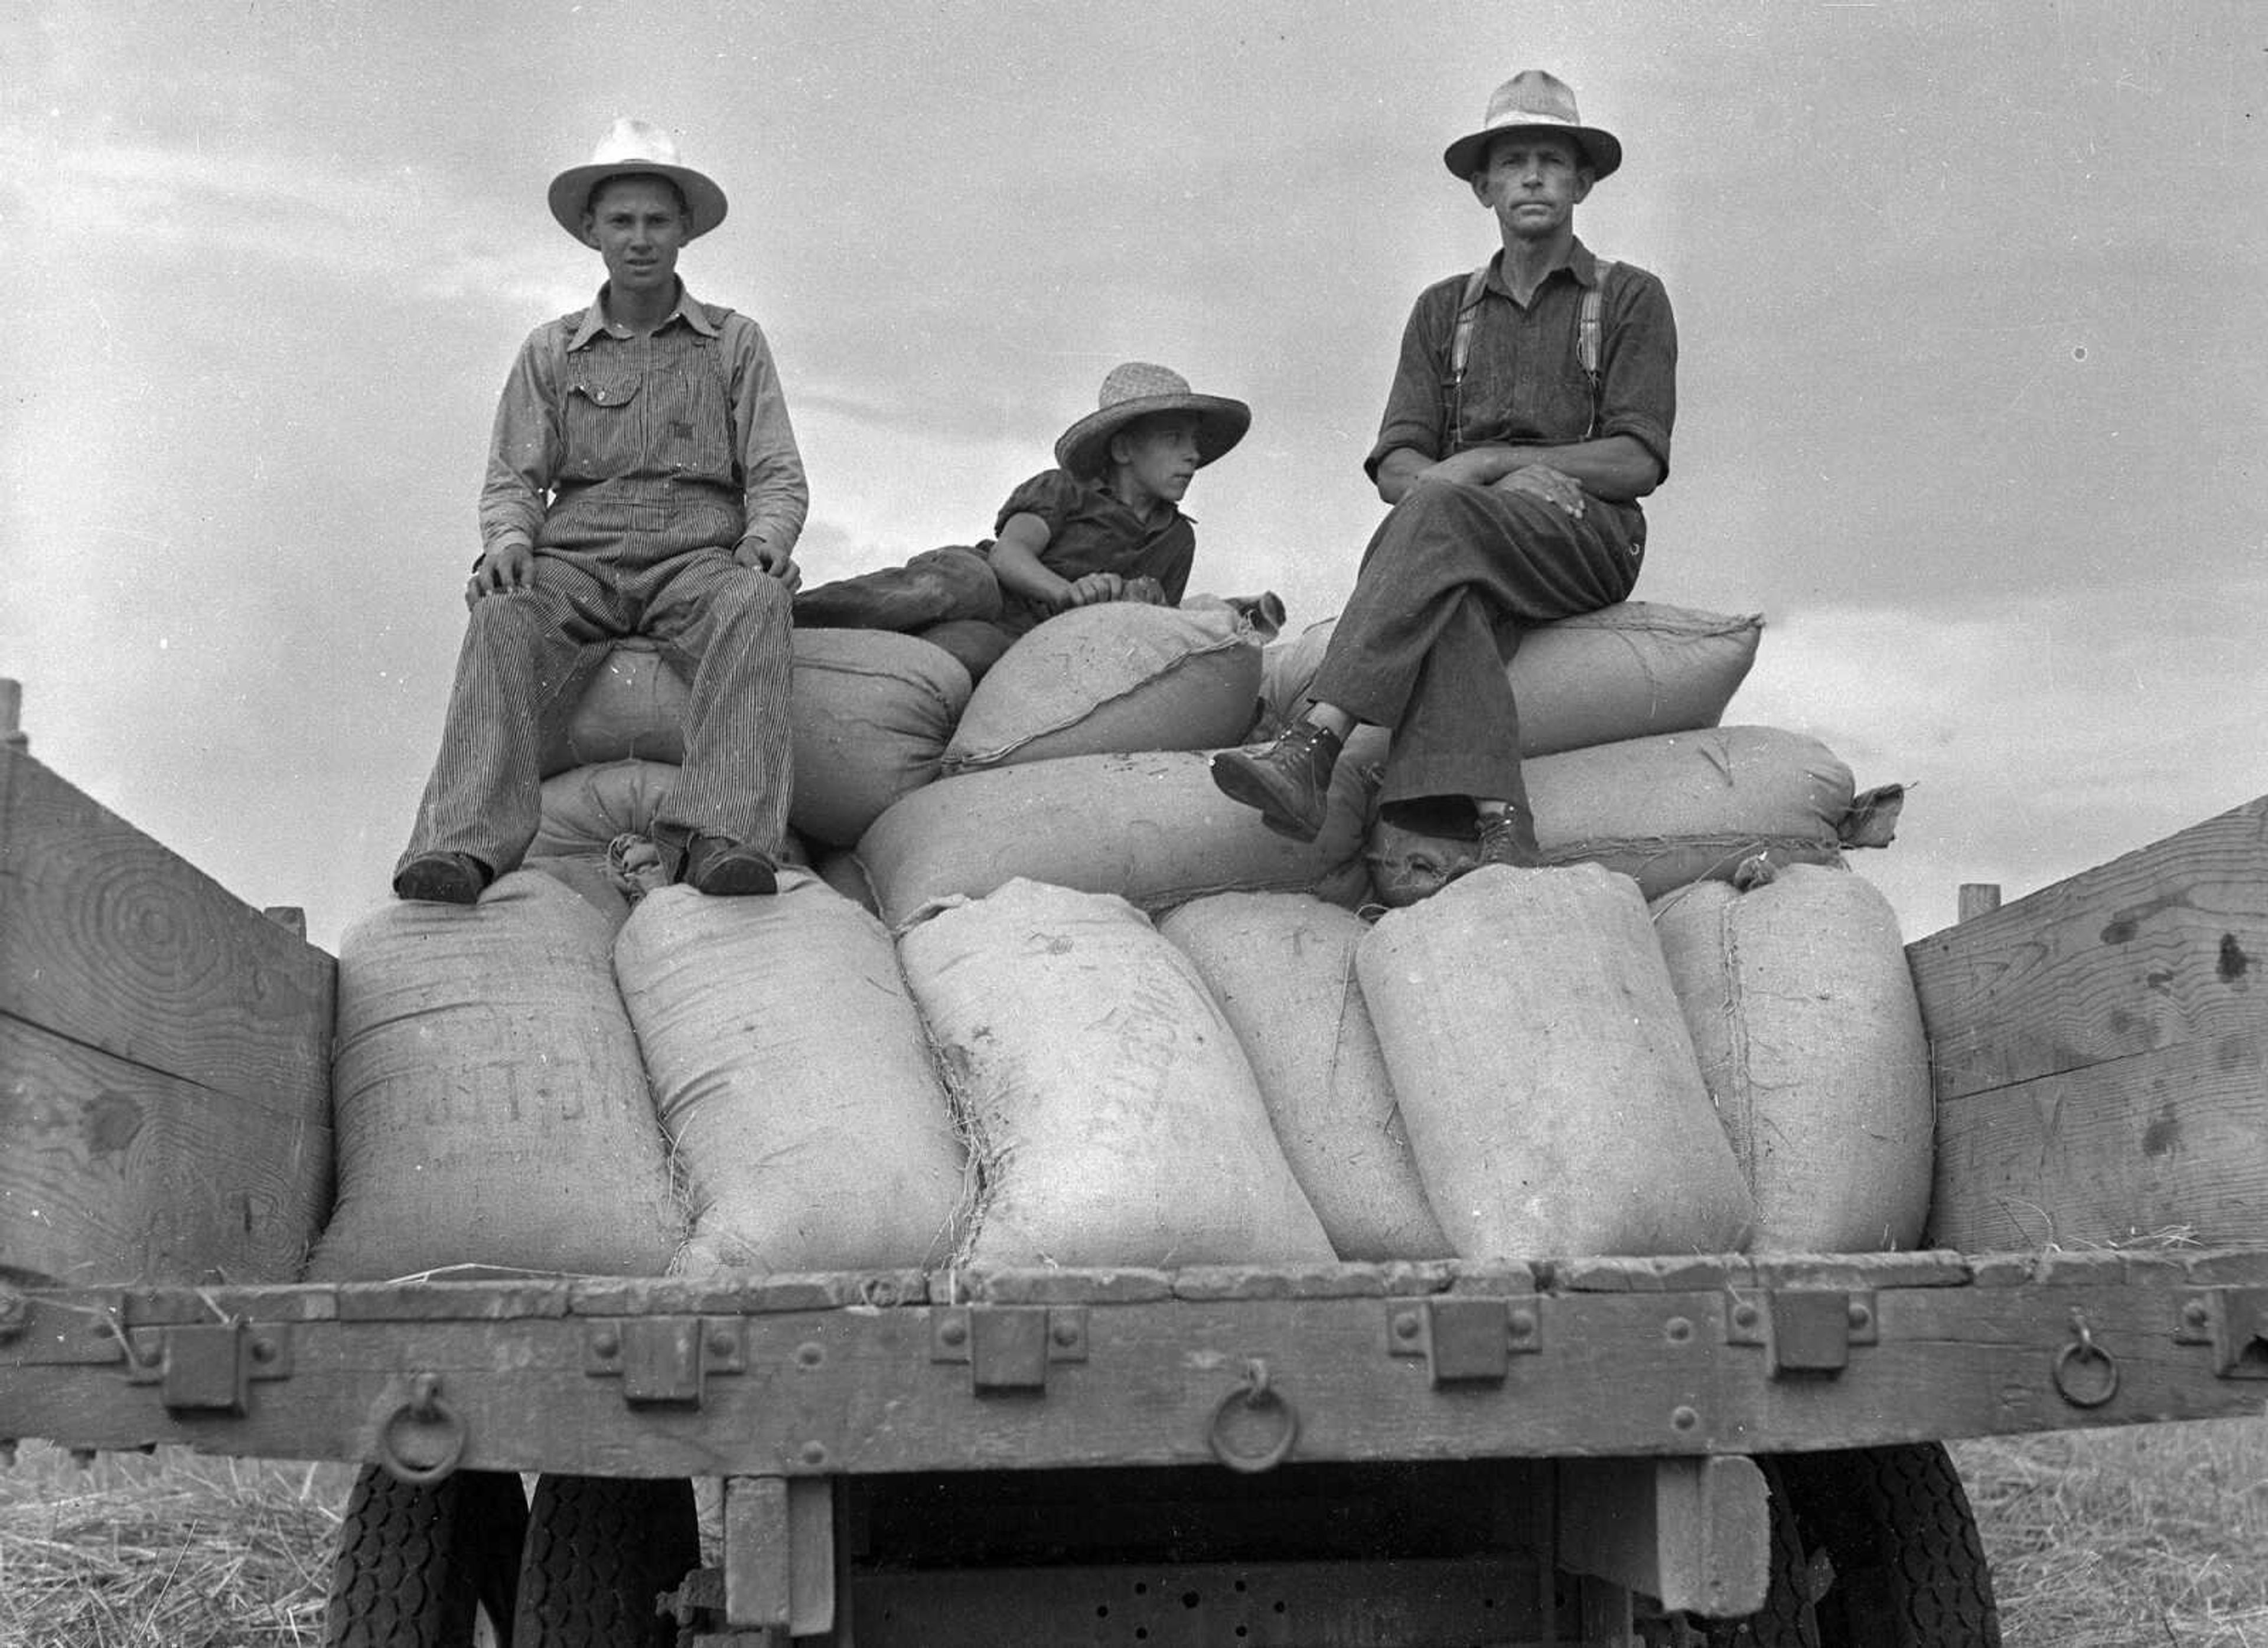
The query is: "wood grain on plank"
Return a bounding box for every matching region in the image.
[1930,1032,2268,1251]
[0,746,334,1098]
[1907,794,2266,1101]
[0,746,335,1282]
[0,1018,331,1284]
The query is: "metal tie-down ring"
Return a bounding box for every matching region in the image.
[377,1372,469,1485]
[1208,1356,1300,1474]
[2052,1308,2120,1409]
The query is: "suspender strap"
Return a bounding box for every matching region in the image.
[1448,264,1490,388]
[1579,258,1615,438]
[1443,258,1618,450]
[1442,265,1491,456]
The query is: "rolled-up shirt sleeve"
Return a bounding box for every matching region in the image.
[477,324,561,558]
[1594,269,1677,481]
[724,314,809,559]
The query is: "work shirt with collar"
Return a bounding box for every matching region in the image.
[1365,239,1676,488]
[478,280,809,564]
[987,468,1198,636]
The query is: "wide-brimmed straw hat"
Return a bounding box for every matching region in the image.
[548,118,728,241]
[1442,70,1622,181]
[1054,363,1252,478]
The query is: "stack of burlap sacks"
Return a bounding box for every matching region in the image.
[305,596,1927,1282]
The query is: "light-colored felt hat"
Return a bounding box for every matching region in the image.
[1053,363,1252,478]
[548,118,729,241]
[1442,70,1622,181]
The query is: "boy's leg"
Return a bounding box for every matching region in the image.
[397,560,615,888]
[641,551,795,865]
[792,545,1003,631]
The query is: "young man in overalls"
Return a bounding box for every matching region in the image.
[394,120,806,903]
[1210,71,1677,874]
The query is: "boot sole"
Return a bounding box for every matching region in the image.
[393,855,485,905]
[1209,754,1327,844]
[687,855,778,897]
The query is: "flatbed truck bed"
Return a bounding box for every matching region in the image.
[5,687,2266,1644]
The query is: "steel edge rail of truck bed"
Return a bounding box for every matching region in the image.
[7,1245,2267,1481]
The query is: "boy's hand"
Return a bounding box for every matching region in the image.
[1123,576,1168,605]
[468,543,534,605]
[736,537,803,590]
[1060,572,1126,609]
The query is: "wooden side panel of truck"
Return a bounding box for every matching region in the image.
[6,717,2268,1643]
[0,734,334,1287]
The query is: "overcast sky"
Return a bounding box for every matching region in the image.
[4,1,2262,952]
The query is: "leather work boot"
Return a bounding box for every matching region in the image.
[392,852,490,905]
[680,834,778,897]
[1208,721,1344,843]
[1463,807,1543,875]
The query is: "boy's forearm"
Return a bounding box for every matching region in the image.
[989,537,1071,607]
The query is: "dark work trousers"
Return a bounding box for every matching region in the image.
[793,544,1018,680]
[1308,478,1643,823]
[398,533,793,880]
[793,544,1003,629]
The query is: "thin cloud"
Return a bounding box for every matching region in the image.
[11,136,572,311]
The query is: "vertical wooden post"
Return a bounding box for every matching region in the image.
[1,678,24,750]
[1956,883,2003,923]
[724,1475,836,1636]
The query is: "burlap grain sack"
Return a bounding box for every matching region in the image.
[615,876,967,1274]
[1357,863,1754,1258]
[813,849,879,915]
[899,879,1334,1268]
[858,749,1372,929]
[1367,726,1899,908]
[531,758,679,859]
[941,599,1262,775]
[523,853,633,928]
[526,759,810,922]
[539,631,971,848]
[1251,602,1762,750]
[1650,864,1931,1252]
[306,871,683,1280]
[1158,893,1448,1261]
[787,628,973,846]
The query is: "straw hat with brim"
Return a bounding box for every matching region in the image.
[1442,70,1621,181]
[549,118,728,242]
[1054,363,1252,478]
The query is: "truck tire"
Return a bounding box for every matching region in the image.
[1713,1444,2000,1647]
[323,1465,527,1646]
[511,1474,699,1647]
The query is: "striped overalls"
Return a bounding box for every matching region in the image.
[397,315,793,880]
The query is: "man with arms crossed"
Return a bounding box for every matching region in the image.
[1211,71,1676,874]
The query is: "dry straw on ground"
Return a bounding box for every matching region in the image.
[0,1443,347,1647]
[1953,1418,2268,1646]
[6,1422,2268,1643]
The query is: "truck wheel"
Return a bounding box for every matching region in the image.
[1715,1444,2000,1648]
[323,1465,528,1646]
[511,1474,699,1647]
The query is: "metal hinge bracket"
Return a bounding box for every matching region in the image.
[584,1317,747,1406]
[1725,1289,1877,1376]
[930,1306,1088,1393]
[2175,1287,2268,1378]
[1387,1295,1544,1385]
[123,1320,293,1414]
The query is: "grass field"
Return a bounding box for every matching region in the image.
[4,1421,2267,1644]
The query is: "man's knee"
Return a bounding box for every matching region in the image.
[462,590,561,655]
[705,563,792,634]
